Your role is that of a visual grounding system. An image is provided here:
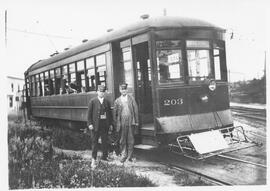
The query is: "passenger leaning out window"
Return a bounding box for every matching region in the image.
[68,81,79,94]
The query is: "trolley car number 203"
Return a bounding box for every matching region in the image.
[163,98,183,106]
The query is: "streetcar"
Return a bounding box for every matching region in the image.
[24,16,253,159]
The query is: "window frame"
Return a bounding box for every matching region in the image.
[212,40,227,81]
[156,40,185,86]
[40,72,44,96]
[95,53,107,89]
[54,67,61,95]
[76,59,86,93]
[121,46,134,91]
[186,40,212,83]
[44,71,50,96]
[86,56,96,92]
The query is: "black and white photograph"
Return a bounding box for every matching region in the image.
[1,0,268,190]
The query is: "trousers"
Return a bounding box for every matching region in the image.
[120,115,134,161]
[91,120,108,160]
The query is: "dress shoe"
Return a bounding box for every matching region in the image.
[91,159,96,169]
[120,158,126,163]
[101,157,109,162]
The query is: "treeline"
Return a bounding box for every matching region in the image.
[230,76,266,104]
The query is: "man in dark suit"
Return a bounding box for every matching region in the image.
[87,85,113,168]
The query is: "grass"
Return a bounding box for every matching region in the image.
[8,116,156,189]
[59,160,156,188]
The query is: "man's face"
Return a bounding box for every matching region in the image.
[120,88,127,96]
[97,91,105,98]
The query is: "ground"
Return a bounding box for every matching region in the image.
[53,114,266,187]
[53,147,203,186]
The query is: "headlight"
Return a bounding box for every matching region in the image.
[208,80,216,91]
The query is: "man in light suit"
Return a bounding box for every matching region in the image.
[114,83,138,163]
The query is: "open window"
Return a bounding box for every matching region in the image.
[31,76,35,97]
[96,54,107,88]
[60,65,68,94]
[68,63,78,93]
[86,57,96,92]
[55,68,61,94]
[44,71,50,96]
[121,47,134,91]
[37,73,43,96]
[76,60,86,93]
[49,69,55,95]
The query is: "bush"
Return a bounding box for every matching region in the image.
[52,127,92,150]
[230,76,266,104]
[8,121,156,189]
[8,113,24,122]
[8,122,54,189]
[59,160,156,188]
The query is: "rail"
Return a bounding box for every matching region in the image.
[158,161,232,186]
[231,106,266,122]
[217,154,266,168]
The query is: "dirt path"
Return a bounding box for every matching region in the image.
[53,147,205,186]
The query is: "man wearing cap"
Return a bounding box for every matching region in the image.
[114,83,138,163]
[87,85,113,168]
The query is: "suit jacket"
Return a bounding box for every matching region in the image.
[87,97,113,131]
[114,94,138,132]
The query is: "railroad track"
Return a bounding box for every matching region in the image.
[134,106,267,185]
[216,154,266,168]
[158,161,232,185]
[134,145,267,185]
[231,106,266,122]
[168,151,267,185]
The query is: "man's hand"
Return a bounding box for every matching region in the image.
[108,125,113,134]
[109,125,113,132]
[88,124,93,130]
[116,124,120,133]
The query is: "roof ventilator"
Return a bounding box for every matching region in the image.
[140,14,149,20]
[82,39,88,43]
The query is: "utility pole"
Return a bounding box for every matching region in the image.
[264,51,266,78]
[5,10,7,48]
[163,8,167,16]
[228,69,231,83]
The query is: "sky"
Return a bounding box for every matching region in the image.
[1,0,269,82]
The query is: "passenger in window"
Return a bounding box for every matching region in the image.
[114,83,138,163]
[68,81,79,94]
[87,85,113,168]
[48,79,54,95]
[44,84,50,96]
[60,75,69,94]
[81,86,86,93]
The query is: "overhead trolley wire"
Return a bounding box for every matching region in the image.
[7,27,74,39]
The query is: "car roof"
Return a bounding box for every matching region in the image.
[26,16,224,73]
